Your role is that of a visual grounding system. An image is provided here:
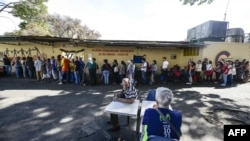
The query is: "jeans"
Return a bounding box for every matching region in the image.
[74,71,80,84]
[222,74,228,85]
[103,70,110,85]
[58,70,63,83]
[28,69,33,78]
[186,72,193,83]
[141,71,147,84]
[4,65,11,75]
[150,71,156,83]
[227,74,233,86]
[51,69,58,80]
[15,66,20,78]
[22,65,26,78]
[146,89,156,101]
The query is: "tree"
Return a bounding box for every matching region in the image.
[1,0,49,35]
[47,14,101,39]
[180,0,214,5]
[1,0,48,22]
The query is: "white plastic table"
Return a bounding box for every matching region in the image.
[104,100,140,116]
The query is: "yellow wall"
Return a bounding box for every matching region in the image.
[201,42,250,66]
[81,45,183,74]
[1,41,250,74]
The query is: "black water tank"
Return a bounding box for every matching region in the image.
[187,20,228,41]
[226,28,244,43]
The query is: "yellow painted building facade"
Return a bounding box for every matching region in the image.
[1,40,250,74]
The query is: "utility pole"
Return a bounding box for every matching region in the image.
[224,0,230,21]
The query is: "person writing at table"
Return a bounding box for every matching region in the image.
[107,77,138,132]
[141,87,182,141]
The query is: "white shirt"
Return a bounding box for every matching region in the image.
[141,62,147,72]
[195,63,202,72]
[162,60,169,69]
[34,59,42,71]
[206,64,213,71]
[228,64,232,74]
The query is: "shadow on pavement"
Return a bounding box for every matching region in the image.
[0,78,249,141]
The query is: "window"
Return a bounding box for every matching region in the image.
[183,48,199,56]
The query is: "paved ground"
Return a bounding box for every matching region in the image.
[0,77,250,141]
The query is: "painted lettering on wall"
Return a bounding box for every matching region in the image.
[92,48,134,56]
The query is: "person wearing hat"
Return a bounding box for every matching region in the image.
[141,87,182,141]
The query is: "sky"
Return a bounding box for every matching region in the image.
[0,0,250,41]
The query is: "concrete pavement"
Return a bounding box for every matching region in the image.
[0,77,250,141]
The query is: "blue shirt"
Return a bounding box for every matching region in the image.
[142,108,182,140]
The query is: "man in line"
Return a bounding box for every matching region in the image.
[161,57,169,84]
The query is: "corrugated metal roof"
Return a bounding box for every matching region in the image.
[0,36,205,48]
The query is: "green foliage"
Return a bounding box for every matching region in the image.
[12,0,48,22]
[180,0,214,5]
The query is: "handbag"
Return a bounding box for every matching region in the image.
[114,66,118,72]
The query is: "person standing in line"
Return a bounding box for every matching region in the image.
[112,59,119,84]
[69,59,75,83]
[119,60,127,84]
[57,55,63,85]
[92,58,99,85]
[205,61,213,84]
[79,57,85,85]
[74,56,81,85]
[61,56,70,84]
[221,62,229,87]
[195,60,202,83]
[26,57,34,79]
[85,58,98,86]
[186,62,195,85]
[141,58,147,85]
[214,61,222,83]
[3,55,11,76]
[150,60,157,85]
[127,60,135,81]
[20,57,27,78]
[201,58,208,81]
[227,60,233,87]
[101,59,112,85]
[51,56,58,80]
[34,56,42,81]
[161,57,169,84]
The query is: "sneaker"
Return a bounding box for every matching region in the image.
[186,82,191,85]
[58,82,63,85]
[220,84,226,87]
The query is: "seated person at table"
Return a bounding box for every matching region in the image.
[141,87,182,141]
[107,77,138,132]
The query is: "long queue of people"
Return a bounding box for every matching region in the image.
[185,58,249,86]
[2,55,249,87]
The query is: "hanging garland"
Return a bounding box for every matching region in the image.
[59,48,85,53]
